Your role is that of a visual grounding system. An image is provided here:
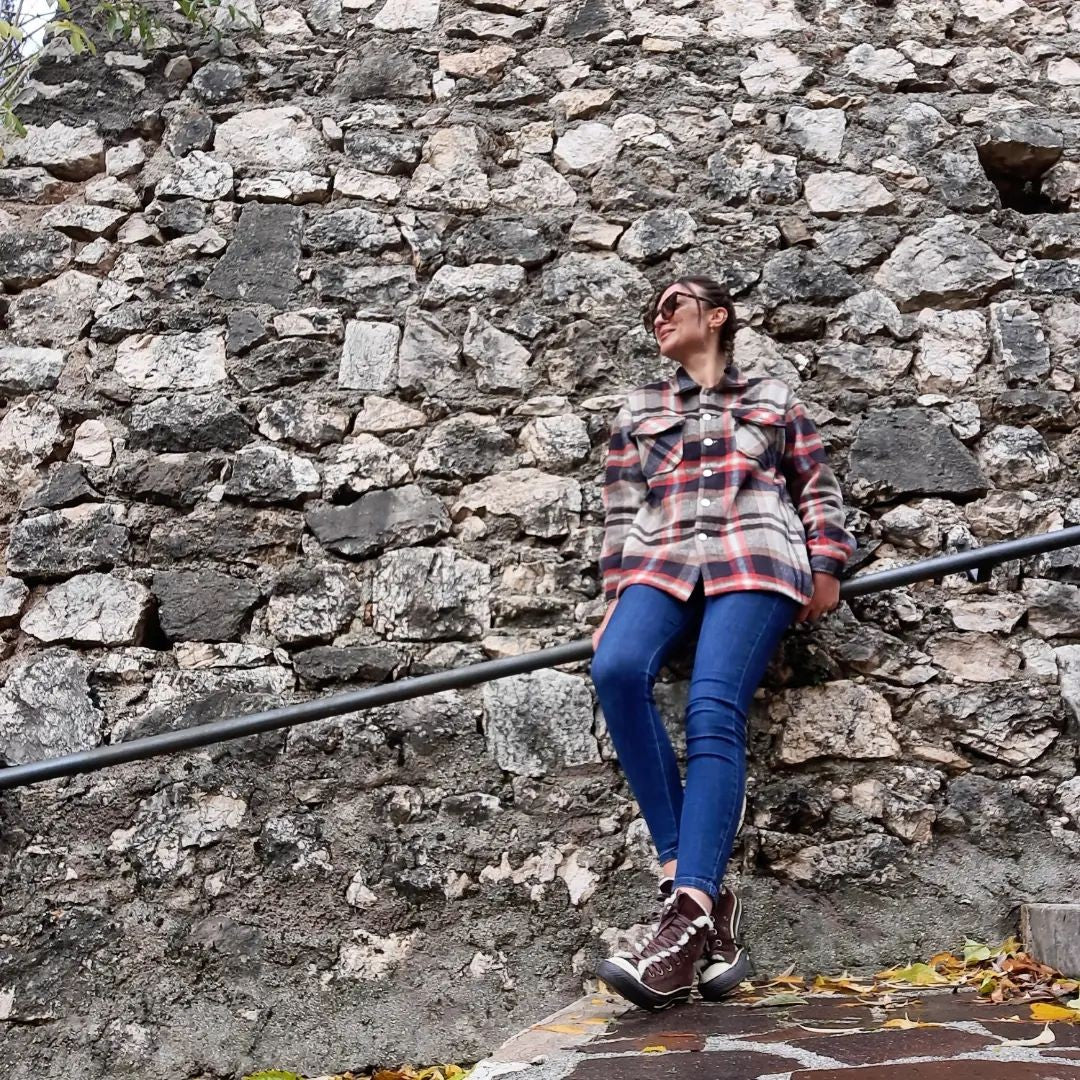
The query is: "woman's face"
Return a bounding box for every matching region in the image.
[652,282,724,361]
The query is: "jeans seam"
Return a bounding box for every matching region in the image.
[673,874,720,899]
[704,600,786,890]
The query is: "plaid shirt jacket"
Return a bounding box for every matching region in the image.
[600,363,856,606]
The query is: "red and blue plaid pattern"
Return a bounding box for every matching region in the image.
[600,364,856,605]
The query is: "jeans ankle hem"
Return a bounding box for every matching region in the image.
[657,848,679,864]
[673,875,720,901]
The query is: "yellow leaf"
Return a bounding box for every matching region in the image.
[812,974,876,994]
[537,1024,586,1035]
[1031,1003,1080,1022]
[875,963,949,986]
[641,1045,668,1054]
[1000,1024,1055,1048]
[580,1018,609,1026]
[883,1015,940,1030]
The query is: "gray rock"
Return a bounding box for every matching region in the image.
[41,202,128,240]
[415,415,515,479]
[462,310,534,392]
[7,270,100,347]
[213,107,325,171]
[922,146,999,212]
[739,44,813,97]
[163,111,214,157]
[849,408,988,500]
[976,424,1060,487]
[228,339,336,392]
[257,400,349,448]
[317,265,417,311]
[484,670,599,777]
[708,143,801,207]
[225,445,321,504]
[425,263,526,306]
[774,834,905,888]
[191,61,245,105]
[293,644,403,685]
[446,218,555,268]
[7,504,130,579]
[4,121,105,180]
[520,414,591,469]
[454,468,582,538]
[152,569,262,642]
[0,650,102,765]
[335,46,431,101]
[1025,215,1080,259]
[156,151,234,201]
[111,451,227,509]
[760,249,859,304]
[0,576,29,626]
[148,197,209,237]
[0,229,73,288]
[0,346,66,393]
[616,208,696,262]
[1017,258,1080,295]
[444,9,537,40]
[306,485,451,558]
[914,309,989,392]
[227,310,270,356]
[804,172,896,217]
[540,253,648,316]
[22,463,99,511]
[783,106,846,164]
[553,122,620,175]
[115,330,226,390]
[814,343,911,394]
[836,290,912,342]
[817,221,901,270]
[0,399,64,466]
[340,321,400,392]
[874,218,1013,311]
[321,435,412,498]
[1024,579,1080,639]
[205,204,303,310]
[0,166,64,202]
[370,547,490,640]
[267,563,356,645]
[303,208,401,254]
[845,44,917,88]
[129,395,250,452]
[772,681,900,764]
[343,131,423,175]
[990,300,1051,386]
[20,572,151,645]
[148,505,300,565]
[977,118,1063,180]
[397,308,471,400]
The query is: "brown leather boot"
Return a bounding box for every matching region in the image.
[597,891,713,1011]
[698,885,750,1001]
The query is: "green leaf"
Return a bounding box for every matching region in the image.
[963,939,992,964]
[241,1072,303,1080]
[0,20,26,41]
[880,963,949,987]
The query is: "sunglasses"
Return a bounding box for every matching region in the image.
[644,291,713,333]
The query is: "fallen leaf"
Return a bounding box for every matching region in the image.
[537,1024,586,1035]
[1000,1024,1055,1047]
[963,940,992,964]
[883,1015,940,1030]
[1031,1003,1080,1022]
[641,1045,668,1054]
[812,974,877,994]
[243,1071,304,1080]
[875,963,949,987]
[798,1025,872,1035]
[749,993,809,1009]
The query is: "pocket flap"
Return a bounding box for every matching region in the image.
[732,405,785,428]
[633,413,684,438]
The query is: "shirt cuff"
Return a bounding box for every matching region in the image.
[809,555,845,577]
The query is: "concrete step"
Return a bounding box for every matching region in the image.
[1022,903,1080,978]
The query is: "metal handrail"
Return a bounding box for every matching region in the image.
[2,524,1080,792]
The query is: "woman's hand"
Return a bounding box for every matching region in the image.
[798,572,841,623]
[592,600,618,652]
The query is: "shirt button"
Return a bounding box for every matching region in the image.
[703,469,713,477]
[701,498,711,507]
[698,532,708,542]
[704,438,715,447]
[703,412,714,421]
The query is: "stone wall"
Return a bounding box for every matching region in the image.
[3,0,1080,1075]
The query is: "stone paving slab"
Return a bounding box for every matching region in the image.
[467,989,1080,1080]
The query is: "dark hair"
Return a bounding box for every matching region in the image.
[644,275,738,364]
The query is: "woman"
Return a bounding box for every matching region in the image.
[591,275,856,1012]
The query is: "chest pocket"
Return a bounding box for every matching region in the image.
[732,405,786,464]
[632,413,684,479]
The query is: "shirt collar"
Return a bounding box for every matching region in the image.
[674,363,748,394]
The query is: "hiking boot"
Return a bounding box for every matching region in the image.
[697,885,750,1001]
[597,891,713,1011]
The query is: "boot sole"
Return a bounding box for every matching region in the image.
[698,949,751,1002]
[597,959,692,1012]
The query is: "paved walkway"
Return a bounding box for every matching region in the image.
[469,989,1080,1079]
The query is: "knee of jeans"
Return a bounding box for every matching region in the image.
[590,644,647,695]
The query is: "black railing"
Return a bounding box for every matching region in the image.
[2,525,1079,793]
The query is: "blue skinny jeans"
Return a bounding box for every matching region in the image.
[590,582,796,901]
